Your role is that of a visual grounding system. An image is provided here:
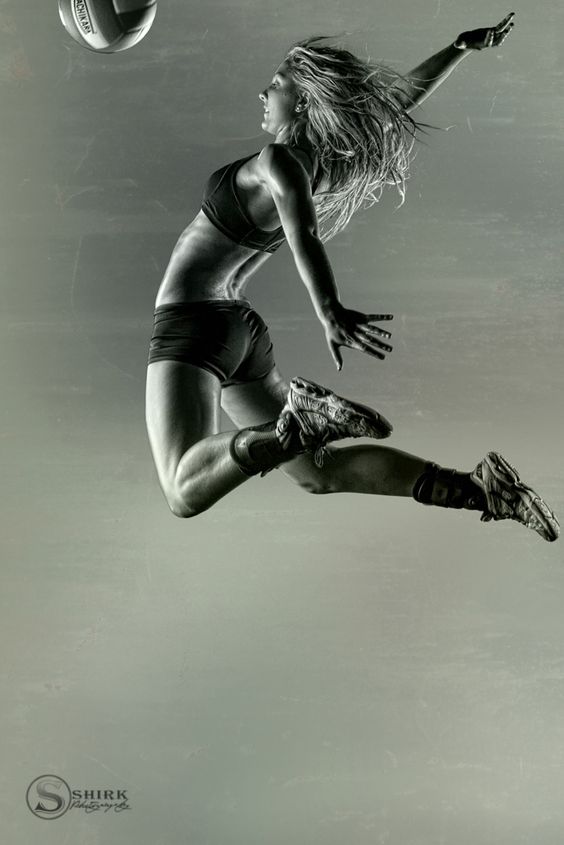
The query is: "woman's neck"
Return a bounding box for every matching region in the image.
[274,121,309,148]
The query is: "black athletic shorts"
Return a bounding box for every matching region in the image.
[147,299,276,388]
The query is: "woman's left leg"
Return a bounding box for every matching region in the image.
[221,367,560,542]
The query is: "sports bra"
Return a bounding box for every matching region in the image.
[201,147,322,253]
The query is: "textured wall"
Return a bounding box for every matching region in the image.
[1,2,563,843]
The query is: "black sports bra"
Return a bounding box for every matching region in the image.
[201,148,322,253]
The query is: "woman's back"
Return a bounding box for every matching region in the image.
[155,145,319,307]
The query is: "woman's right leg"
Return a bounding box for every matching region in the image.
[145,360,397,518]
[145,360,257,517]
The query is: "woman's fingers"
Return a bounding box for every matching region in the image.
[360,324,393,341]
[495,25,514,45]
[361,314,393,338]
[330,335,391,365]
[355,342,386,360]
[354,332,391,357]
[365,313,394,323]
[328,339,343,370]
[356,330,392,353]
[493,12,515,44]
[495,12,515,33]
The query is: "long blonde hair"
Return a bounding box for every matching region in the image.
[284,36,422,241]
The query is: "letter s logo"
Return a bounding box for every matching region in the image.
[35,779,64,813]
[26,775,71,819]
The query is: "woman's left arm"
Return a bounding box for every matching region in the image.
[391,12,515,114]
[259,145,393,371]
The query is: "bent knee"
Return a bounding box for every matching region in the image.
[163,485,207,519]
[169,501,200,518]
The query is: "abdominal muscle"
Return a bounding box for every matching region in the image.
[154,211,271,308]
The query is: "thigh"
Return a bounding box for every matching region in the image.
[220,365,288,428]
[145,360,221,488]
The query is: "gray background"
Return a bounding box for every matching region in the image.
[1,0,563,842]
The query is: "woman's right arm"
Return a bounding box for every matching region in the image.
[390,12,515,113]
[258,144,393,370]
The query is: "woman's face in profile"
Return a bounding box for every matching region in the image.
[259,61,300,135]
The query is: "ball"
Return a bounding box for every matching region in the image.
[58,0,157,53]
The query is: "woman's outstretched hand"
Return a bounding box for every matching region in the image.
[323,305,393,370]
[454,12,515,51]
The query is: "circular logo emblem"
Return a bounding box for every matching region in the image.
[26,775,72,820]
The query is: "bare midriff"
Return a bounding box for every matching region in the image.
[154,211,272,308]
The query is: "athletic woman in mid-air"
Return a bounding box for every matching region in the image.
[145,13,559,542]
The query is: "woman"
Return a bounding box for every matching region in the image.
[145,15,559,542]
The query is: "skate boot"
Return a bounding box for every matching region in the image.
[471,452,560,542]
[281,376,393,467]
[229,375,392,477]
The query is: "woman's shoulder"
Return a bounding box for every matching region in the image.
[256,144,315,183]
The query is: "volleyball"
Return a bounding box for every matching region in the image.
[58,0,157,53]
